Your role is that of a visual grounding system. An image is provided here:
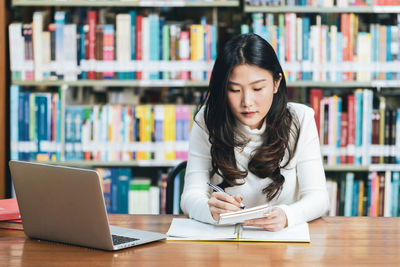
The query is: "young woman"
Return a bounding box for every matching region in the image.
[180,33,329,231]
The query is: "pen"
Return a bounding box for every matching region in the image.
[207,182,246,209]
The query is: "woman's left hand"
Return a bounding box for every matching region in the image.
[242,207,288,232]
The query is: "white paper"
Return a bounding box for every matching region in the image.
[241,223,310,242]
[166,218,236,240]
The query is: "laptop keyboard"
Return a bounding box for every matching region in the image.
[112,235,139,245]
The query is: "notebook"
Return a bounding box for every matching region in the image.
[9,160,166,251]
[218,203,271,225]
[0,198,21,221]
[166,218,310,243]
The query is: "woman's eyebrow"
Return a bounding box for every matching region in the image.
[228,79,267,86]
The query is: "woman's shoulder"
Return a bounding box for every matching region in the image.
[287,102,314,122]
[193,105,208,132]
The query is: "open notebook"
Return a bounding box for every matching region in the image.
[166,218,310,243]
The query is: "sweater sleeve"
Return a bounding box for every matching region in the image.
[278,106,330,227]
[180,115,218,224]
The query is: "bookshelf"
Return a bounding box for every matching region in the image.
[242,2,400,217]
[5,0,240,214]
[4,0,400,215]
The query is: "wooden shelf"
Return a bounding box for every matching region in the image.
[324,164,400,172]
[29,161,400,171]
[244,5,400,13]
[286,81,374,88]
[34,160,184,168]
[12,0,239,7]
[13,80,400,88]
[12,80,209,87]
[323,165,370,172]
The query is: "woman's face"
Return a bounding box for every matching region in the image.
[227,64,281,130]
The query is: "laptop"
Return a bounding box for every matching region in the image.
[9,160,166,251]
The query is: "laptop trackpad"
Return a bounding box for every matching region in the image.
[111,225,162,238]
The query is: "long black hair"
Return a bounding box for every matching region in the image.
[196,33,300,201]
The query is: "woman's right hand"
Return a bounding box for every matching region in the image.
[208,192,243,221]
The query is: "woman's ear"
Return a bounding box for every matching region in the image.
[273,73,282,94]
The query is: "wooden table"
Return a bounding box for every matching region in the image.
[1,215,399,266]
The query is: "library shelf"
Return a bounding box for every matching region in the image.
[13,80,400,88]
[31,162,400,172]
[11,80,210,88]
[244,5,400,14]
[324,164,400,172]
[34,160,184,168]
[12,0,239,7]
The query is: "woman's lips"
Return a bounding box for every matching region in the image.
[241,111,257,118]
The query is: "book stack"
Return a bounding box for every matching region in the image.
[0,198,23,230]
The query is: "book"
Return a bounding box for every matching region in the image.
[128,178,151,214]
[219,203,271,225]
[166,218,310,243]
[0,198,21,221]
[0,219,23,230]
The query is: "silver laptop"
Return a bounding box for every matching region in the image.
[9,160,166,251]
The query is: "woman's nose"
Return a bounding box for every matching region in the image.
[241,90,254,107]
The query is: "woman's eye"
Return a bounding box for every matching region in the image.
[229,88,240,93]
[254,88,262,91]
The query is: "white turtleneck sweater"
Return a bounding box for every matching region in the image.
[180,102,329,227]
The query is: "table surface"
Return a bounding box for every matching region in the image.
[1,215,400,267]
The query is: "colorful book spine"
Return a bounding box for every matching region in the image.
[384,171,392,217]
[103,25,115,80]
[162,24,170,80]
[392,172,399,217]
[117,168,131,214]
[354,89,363,165]
[135,15,143,80]
[116,14,131,80]
[10,85,20,160]
[128,178,151,214]
[309,89,322,137]
[344,172,354,216]
[9,23,24,81]
[149,14,160,80]
[87,10,98,80]
[129,10,136,80]
[179,31,190,80]
[22,25,34,81]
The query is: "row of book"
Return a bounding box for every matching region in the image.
[242,13,400,82]
[245,0,400,6]
[9,10,217,82]
[10,85,195,162]
[309,88,400,166]
[98,167,184,215]
[326,171,400,217]
[99,166,400,217]
[97,168,162,214]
